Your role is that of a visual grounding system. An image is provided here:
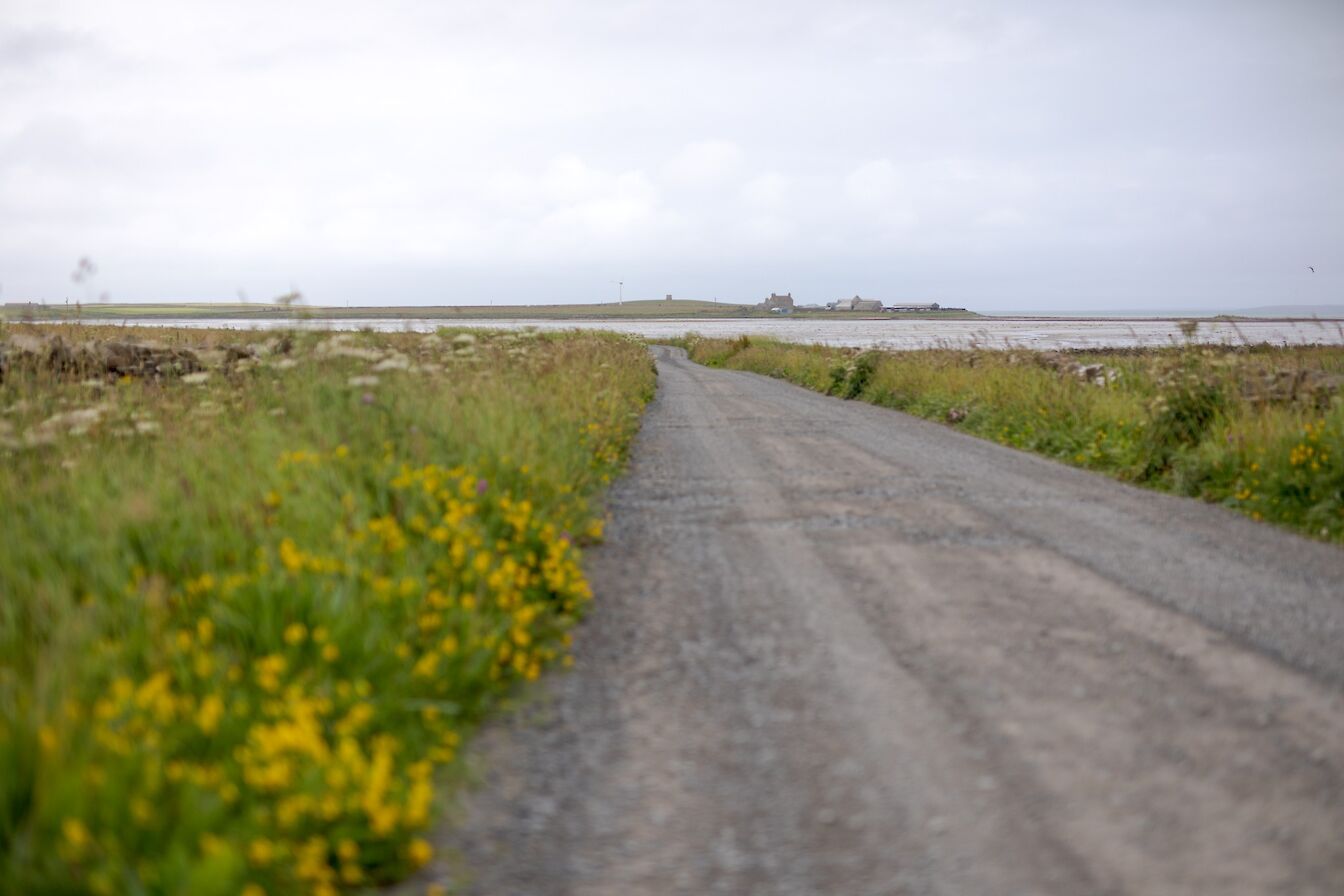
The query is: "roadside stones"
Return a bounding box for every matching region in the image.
[0,333,203,382]
[1241,368,1342,409]
[224,344,257,363]
[1036,351,1119,386]
[265,333,294,356]
[98,341,203,378]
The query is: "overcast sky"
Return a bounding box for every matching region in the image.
[1,0,1341,311]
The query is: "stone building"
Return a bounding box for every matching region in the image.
[832,295,883,312]
[756,292,795,312]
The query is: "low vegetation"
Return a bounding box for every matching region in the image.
[683,335,1344,542]
[0,324,655,895]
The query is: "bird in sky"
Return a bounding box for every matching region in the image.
[1308,266,1315,272]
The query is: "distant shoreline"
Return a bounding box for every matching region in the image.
[7,311,1343,324]
[1,299,981,322]
[4,299,1342,324]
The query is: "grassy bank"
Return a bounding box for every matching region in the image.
[683,335,1344,542]
[0,324,655,895]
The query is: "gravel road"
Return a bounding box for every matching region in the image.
[422,346,1344,895]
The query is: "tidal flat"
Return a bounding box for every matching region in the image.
[39,315,1344,351]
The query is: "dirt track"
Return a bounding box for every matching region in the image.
[425,346,1344,895]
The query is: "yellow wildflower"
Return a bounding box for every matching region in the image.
[408,838,434,867]
[197,695,225,734]
[62,818,90,851]
[248,838,274,866]
[279,538,305,573]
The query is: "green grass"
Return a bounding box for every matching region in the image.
[682,335,1344,542]
[0,323,655,895]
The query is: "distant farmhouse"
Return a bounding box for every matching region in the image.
[753,293,956,314]
[829,295,884,313]
[756,292,795,313]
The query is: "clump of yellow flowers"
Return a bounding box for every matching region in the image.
[35,453,595,895]
[0,327,656,895]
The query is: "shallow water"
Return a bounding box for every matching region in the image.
[52,316,1344,350]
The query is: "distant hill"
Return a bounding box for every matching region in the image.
[995,304,1344,319]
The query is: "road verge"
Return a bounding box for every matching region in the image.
[681,335,1343,542]
[0,324,654,894]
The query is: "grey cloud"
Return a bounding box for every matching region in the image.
[0,26,96,70]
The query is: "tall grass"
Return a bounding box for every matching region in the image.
[0,324,655,895]
[683,335,1344,542]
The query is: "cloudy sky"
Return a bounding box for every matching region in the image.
[1,0,1341,311]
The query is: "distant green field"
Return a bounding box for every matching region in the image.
[4,300,747,320]
[5,303,275,319]
[4,300,981,321]
[351,299,753,319]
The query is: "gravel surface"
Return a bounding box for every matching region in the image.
[411,346,1344,895]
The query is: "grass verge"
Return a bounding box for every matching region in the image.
[682,335,1344,542]
[0,324,655,895]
